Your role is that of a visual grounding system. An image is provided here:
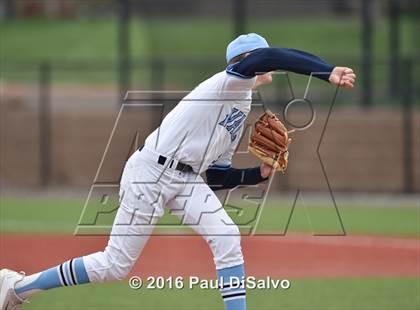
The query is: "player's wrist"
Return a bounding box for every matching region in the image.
[327,66,336,83]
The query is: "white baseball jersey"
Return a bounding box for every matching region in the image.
[144,71,257,173]
[83,71,255,283]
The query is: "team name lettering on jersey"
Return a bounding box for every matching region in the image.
[218,107,246,141]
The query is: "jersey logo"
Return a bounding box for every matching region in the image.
[218,107,246,141]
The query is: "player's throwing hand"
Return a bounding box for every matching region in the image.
[329,67,356,88]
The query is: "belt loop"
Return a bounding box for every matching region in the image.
[158,155,166,165]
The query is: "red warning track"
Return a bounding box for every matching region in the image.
[1,234,419,278]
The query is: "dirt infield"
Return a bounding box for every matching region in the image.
[1,234,418,278]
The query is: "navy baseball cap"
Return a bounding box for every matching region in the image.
[226,33,269,63]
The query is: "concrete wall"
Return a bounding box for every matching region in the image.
[1,102,419,193]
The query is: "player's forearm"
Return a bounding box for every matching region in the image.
[206,166,268,191]
[228,47,334,81]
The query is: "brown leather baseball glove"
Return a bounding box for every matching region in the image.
[248,110,292,172]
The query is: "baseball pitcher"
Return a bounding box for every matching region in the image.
[0,33,355,310]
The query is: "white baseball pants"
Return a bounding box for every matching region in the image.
[83,148,243,282]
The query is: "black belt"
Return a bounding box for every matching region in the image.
[157,155,193,173]
[138,146,193,173]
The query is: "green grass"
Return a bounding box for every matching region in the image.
[22,278,419,310]
[0,19,146,63]
[1,17,417,86]
[1,198,418,310]
[1,17,415,62]
[1,197,418,237]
